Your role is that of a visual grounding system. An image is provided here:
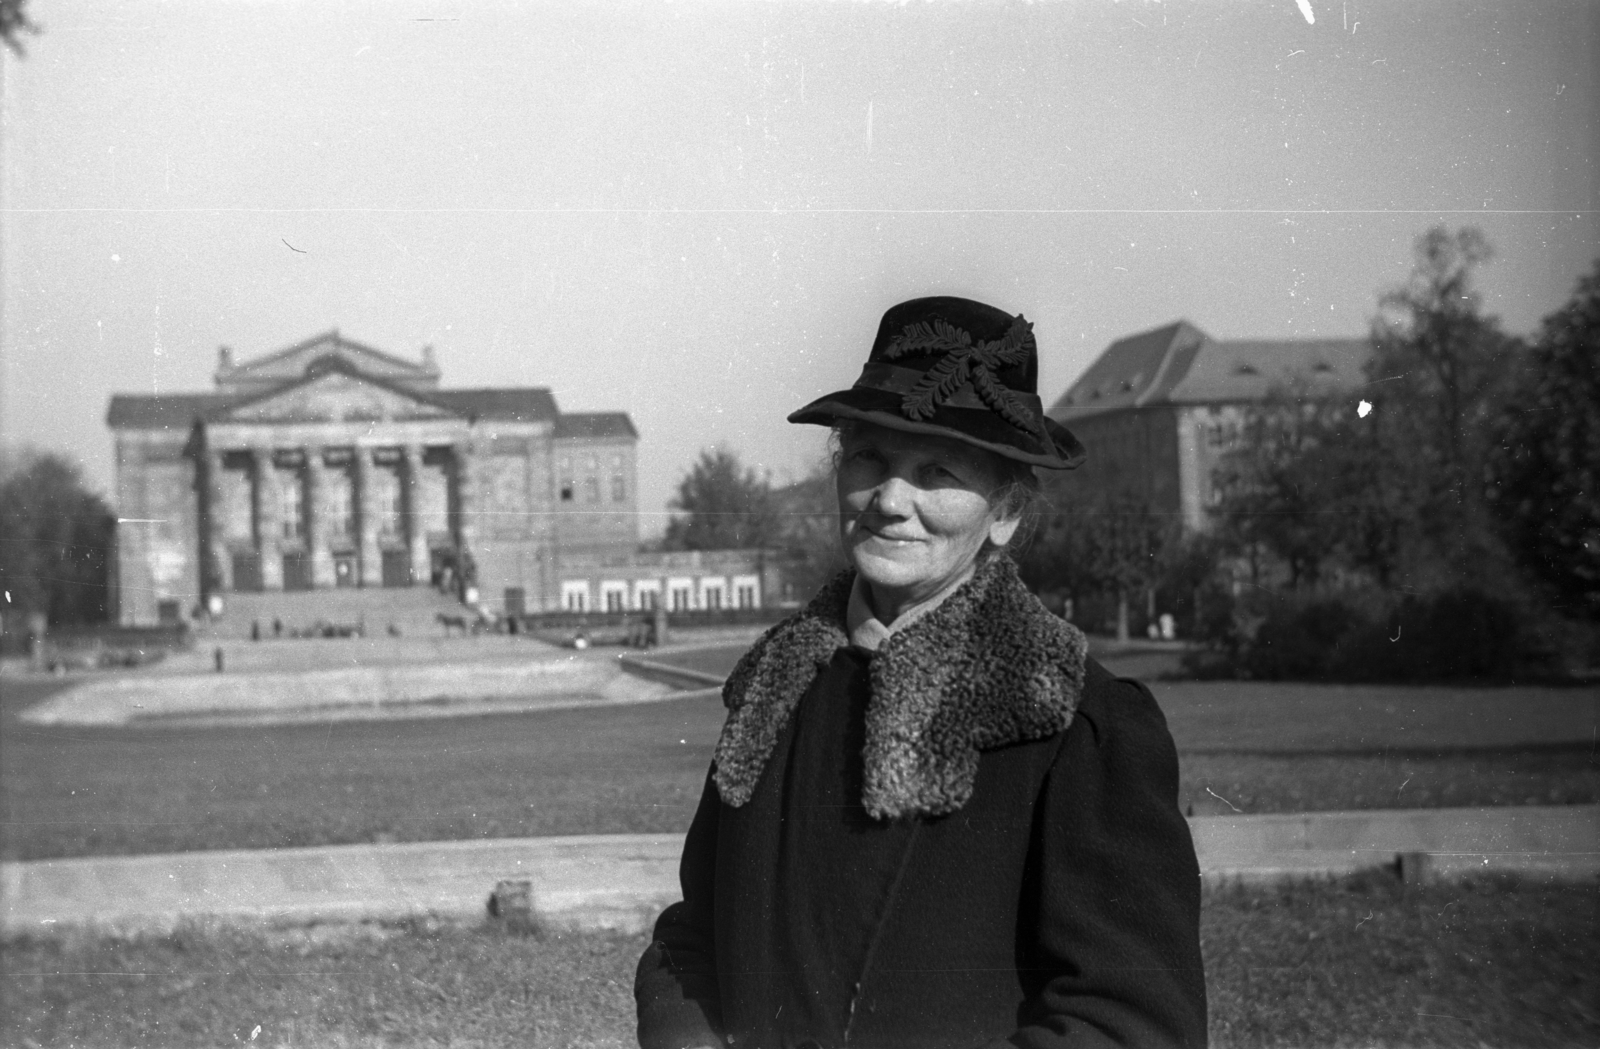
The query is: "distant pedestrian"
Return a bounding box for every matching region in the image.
[272,618,283,638]
[213,646,225,673]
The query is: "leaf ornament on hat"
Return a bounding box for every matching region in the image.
[883,315,1041,435]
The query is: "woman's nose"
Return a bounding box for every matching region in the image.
[870,475,914,517]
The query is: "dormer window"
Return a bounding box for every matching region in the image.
[1233,362,1259,376]
[1312,360,1334,373]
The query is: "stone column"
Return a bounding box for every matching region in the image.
[452,442,479,603]
[203,449,232,597]
[453,442,478,552]
[306,448,336,589]
[403,444,430,586]
[355,447,383,587]
[253,448,283,590]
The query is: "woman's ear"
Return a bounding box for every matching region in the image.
[988,511,1021,549]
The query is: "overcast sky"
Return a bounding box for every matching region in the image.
[2,0,1595,531]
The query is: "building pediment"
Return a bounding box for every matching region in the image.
[214,368,462,425]
[216,330,440,395]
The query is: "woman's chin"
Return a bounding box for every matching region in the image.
[849,549,940,599]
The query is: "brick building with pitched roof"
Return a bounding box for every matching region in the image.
[1046,321,1370,531]
[107,331,731,626]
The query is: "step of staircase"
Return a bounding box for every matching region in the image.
[198,586,471,641]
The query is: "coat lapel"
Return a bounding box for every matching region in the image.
[713,557,1087,819]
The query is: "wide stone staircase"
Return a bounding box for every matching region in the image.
[198,586,472,641]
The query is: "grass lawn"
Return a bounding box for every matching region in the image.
[651,641,1599,751]
[3,874,1594,1048]
[1,678,720,862]
[3,673,1596,861]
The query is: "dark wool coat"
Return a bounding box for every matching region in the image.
[635,558,1207,1049]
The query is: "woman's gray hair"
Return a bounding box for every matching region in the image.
[828,421,1042,555]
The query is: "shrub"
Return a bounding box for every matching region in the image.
[1246,598,1366,680]
[1184,586,1546,683]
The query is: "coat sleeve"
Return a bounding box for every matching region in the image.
[1003,669,1208,1049]
[635,768,726,1049]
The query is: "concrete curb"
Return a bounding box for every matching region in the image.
[15,651,695,728]
[616,652,728,692]
[1189,804,1599,880]
[3,835,685,936]
[4,806,1594,936]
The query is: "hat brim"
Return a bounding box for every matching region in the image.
[789,386,1086,470]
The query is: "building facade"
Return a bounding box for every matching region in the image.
[1046,321,1370,531]
[553,548,783,615]
[108,331,642,625]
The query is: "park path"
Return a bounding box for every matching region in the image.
[5,805,1595,936]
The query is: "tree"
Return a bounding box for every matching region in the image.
[1367,225,1522,581]
[2,0,39,56]
[770,468,850,600]
[0,451,116,625]
[1211,227,1526,595]
[1209,391,1353,590]
[661,446,780,551]
[1208,384,1420,590]
[1485,258,1600,620]
[1027,491,1178,640]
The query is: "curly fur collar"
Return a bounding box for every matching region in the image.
[713,556,1088,820]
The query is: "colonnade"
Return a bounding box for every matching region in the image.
[200,442,465,594]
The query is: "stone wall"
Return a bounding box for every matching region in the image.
[115,434,201,625]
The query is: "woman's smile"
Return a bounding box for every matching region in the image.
[836,422,1019,622]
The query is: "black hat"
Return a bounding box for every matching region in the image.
[788,296,1086,469]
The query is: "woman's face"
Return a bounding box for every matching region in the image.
[836,421,1020,619]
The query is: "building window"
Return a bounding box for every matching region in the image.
[280,470,304,540]
[561,580,590,612]
[702,583,724,610]
[637,588,659,611]
[372,465,402,538]
[609,454,627,502]
[220,466,253,544]
[600,581,628,612]
[733,574,760,609]
[671,586,692,612]
[557,456,574,502]
[328,472,355,541]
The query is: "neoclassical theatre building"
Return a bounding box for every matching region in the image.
[108,331,768,626]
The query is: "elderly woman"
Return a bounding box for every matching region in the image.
[635,297,1207,1049]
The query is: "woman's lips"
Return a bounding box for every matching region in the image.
[859,524,922,544]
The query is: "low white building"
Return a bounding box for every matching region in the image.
[553,548,787,614]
